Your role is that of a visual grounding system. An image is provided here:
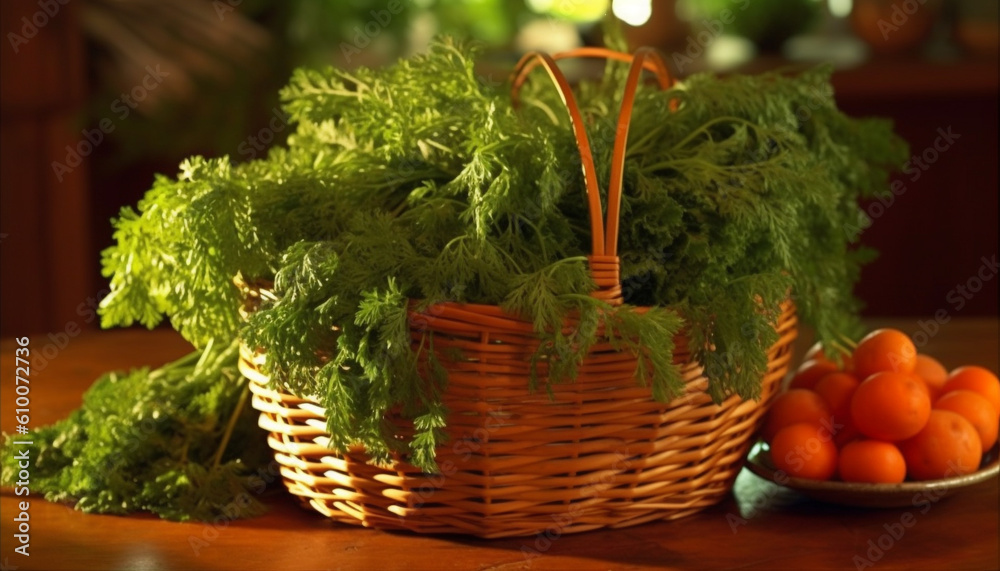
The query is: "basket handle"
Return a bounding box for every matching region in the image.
[510,47,674,303]
[606,47,673,257]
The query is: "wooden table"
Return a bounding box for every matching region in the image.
[2,320,998,570]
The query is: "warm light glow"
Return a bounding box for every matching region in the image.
[528,0,609,23]
[612,0,652,27]
[516,19,582,54]
[829,0,852,18]
[707,36,756,71]
[526,0,554,13]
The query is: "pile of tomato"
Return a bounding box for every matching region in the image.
[763,328,1000,483]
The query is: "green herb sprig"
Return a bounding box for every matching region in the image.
[1,340,271,521]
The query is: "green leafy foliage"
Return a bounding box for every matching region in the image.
[91,38,906,479]
[0,340,271,521]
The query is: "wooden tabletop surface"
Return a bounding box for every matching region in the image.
[2,319,998,571]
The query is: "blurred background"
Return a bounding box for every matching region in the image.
[1,0,997,338]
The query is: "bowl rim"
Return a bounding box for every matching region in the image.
[745,438,1000,494]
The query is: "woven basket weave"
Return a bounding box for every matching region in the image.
[238,47,799,538]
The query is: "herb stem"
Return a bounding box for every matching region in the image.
[521,96,561,126]
[210,381,250,471]
[669,116,757,152]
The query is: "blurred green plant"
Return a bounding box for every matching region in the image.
[681,0,821,52]
[83,0,592,163]
[82,0,281,162]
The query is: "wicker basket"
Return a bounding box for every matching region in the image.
[237,47,799,538]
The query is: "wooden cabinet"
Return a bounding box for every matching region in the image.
[1,0,92,337]
[832,59,998,317]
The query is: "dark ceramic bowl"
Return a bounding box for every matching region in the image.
[745,438,1000,508]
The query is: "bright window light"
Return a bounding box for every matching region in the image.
[526,0,554,13]
[612,0,652,27]
[829,0,852,18]
[529,0,608,22]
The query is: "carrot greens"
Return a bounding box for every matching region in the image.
[2,38,906,518]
